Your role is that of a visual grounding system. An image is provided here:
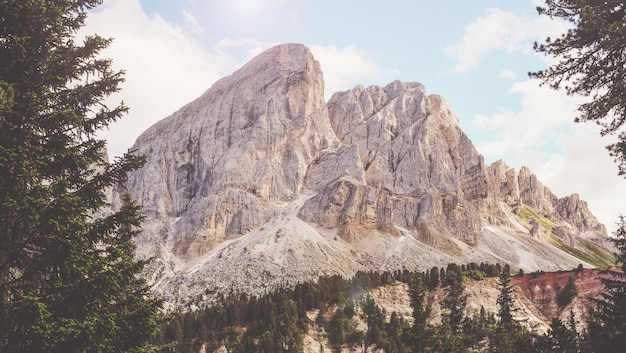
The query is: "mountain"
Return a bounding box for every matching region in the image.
[114,43,613,308]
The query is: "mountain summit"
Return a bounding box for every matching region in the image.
[117,43,611,307]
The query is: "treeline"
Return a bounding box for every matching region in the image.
[155,270,398,352]
[154,262,603,353]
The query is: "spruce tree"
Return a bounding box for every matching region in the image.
[587,216,626,353]
[545,317,579,353]
[530,0,626,174]
[440,265,467,353]
[489,264,520,353]
[0,1,162,352]
[407,271,433,353]
[497,264,515,325]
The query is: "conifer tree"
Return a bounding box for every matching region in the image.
[530,0,626,174]
[362,295,387,349]
[587,217,626,353]
[545,317,579,353]
[407,271,433,353]
[0,1,162,351]
[442,264,467,333]
[497,264,515,325]
[440,265,467,352]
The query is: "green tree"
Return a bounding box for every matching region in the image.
[497,264,515,325]
[361,295,387,349]
[0,1,162,351]
[440,265,467,353]
[556,276,578,307]
[385,312,408,353]
[544,318,579,353]
[327,309,349,353]
[587,216,626,352]
[530,0,626,174]
[428,266,440,289]
[406,271,433,353]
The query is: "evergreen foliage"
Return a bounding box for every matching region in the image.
[0,1,162,351]
[407,270,432,353]
[152,262,626,352]
[153,264,537,353]
[530,0,626,174]
[541,313,590,353]
[587,217,626,353]
[497,264,515,325]
[439,263,467,352]
[531,2,626,351]
[556,276,578,307]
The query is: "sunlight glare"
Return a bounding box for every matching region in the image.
[227,0,266,20]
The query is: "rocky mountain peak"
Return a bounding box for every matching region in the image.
[318,80,487,246]
[485,160,606,245]
[123,43,339,260]
[117,44,612,307]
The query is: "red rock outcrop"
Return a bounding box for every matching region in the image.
[511,268,607,329]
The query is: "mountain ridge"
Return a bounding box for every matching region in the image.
[113,43,612,308]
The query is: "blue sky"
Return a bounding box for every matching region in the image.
[83,0,626,232]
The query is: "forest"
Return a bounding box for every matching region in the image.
[154,262,621,353]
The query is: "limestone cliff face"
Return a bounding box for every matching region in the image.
[124,44,335,258]
[556,194,606,235]
[484,160,607,245]
[301,83,487,245]
[485,161,558,214]
[118,44,612,307]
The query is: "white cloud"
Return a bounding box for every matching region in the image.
[309,44,398,99]
[473,79,581,164]
[472,77,626,232]
[81,0,237,157]
[181,9,204,34]
[216,38,277,62]
[445,8,569,72]
[218,0,299,29]
[537,125,626,234]
[499,69,517,80]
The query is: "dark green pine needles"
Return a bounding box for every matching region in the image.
[0,1,162,352]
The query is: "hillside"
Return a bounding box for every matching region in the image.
[155,267,609,352]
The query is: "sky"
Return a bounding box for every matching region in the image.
[82,0,626,233]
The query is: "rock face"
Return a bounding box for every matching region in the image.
[484,160,607,245]
[125,44,335,259]
[118,43,612,307]
[303,83,488,246]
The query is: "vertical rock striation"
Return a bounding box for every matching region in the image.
[301,82,489,246]
[124,44,336,258]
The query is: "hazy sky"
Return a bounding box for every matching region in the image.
[82,0,626,233]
